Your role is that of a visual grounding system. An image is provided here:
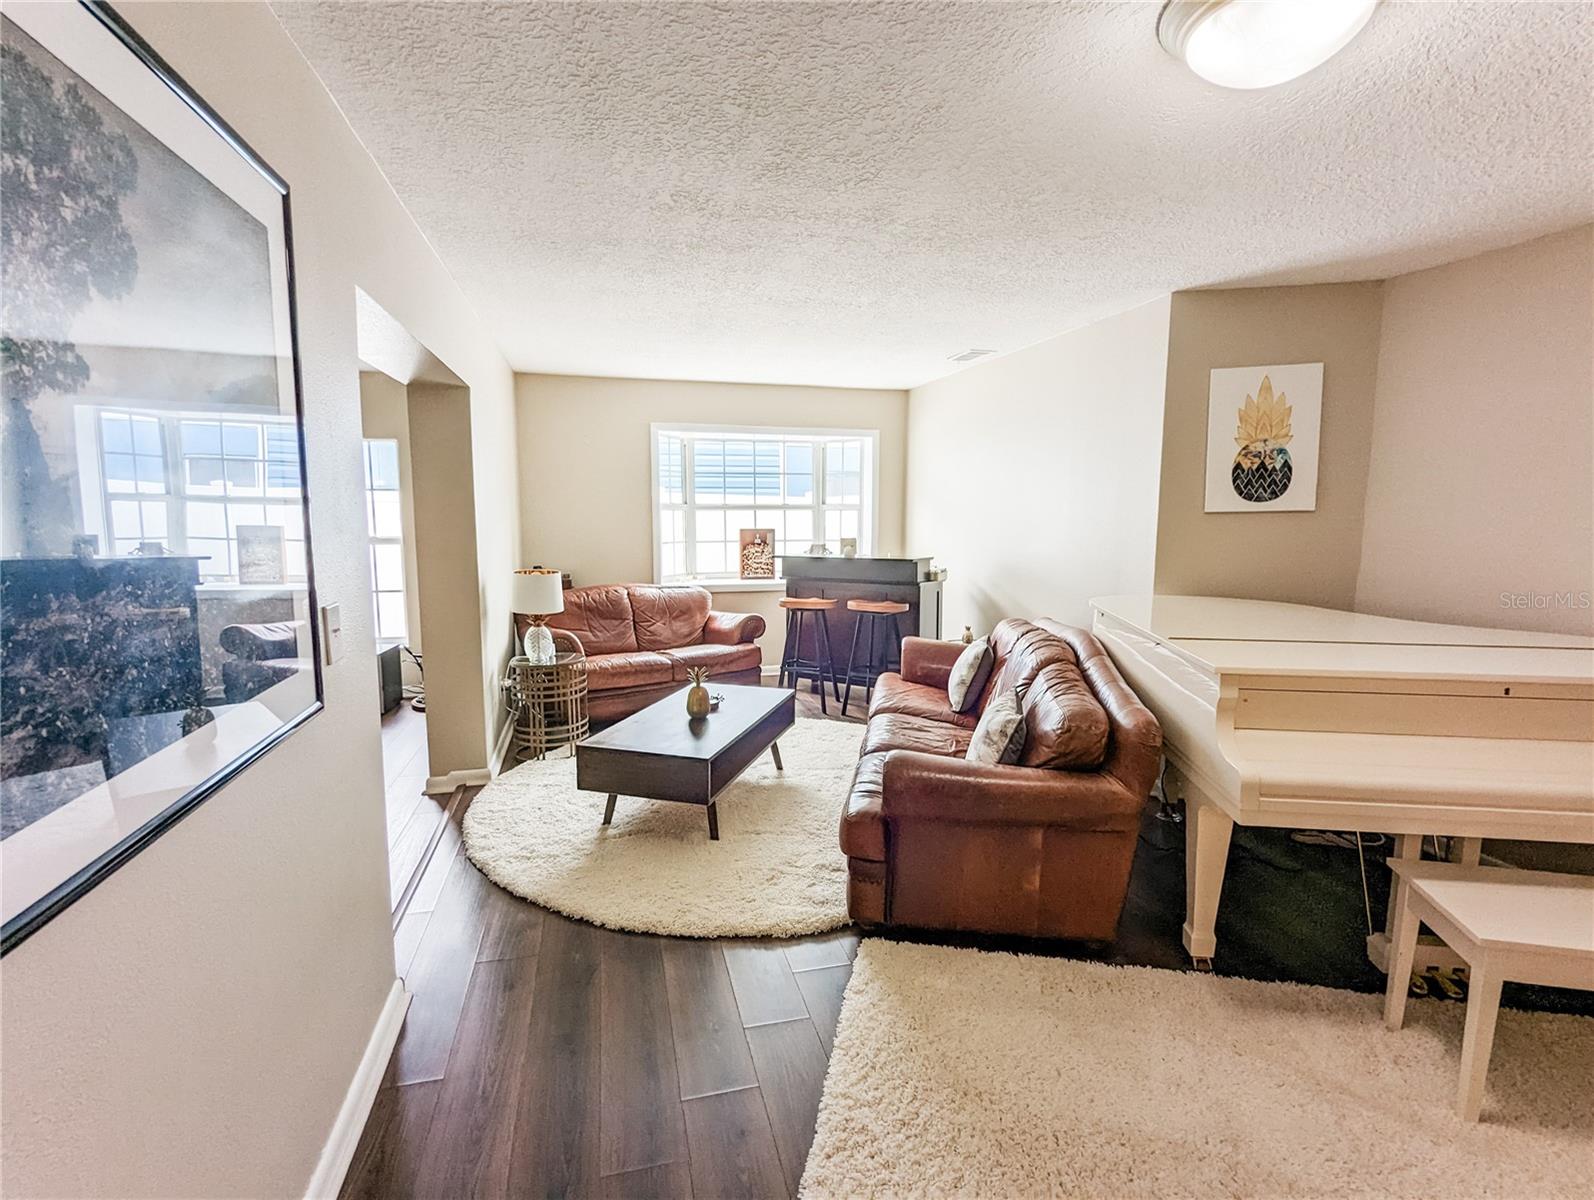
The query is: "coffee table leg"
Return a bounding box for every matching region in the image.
[770,740,783,771]
[706,801,719,841]
[602,793,617,826]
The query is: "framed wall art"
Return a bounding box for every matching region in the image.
[0,1,322,951]
[1204,362,1324,513]
[738,528,776,579]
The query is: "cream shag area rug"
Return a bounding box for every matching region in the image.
[802,940,1594,1199]
[462,717,859,937]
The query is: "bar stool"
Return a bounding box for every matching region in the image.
[778,598,840,714]
[842,599,909,716]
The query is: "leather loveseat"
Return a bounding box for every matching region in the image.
[515,584,766,722]
[841,618,1162,941]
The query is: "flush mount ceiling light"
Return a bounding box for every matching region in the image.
[1159,0,1379,90]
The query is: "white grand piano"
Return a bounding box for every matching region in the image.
[1091,595,1594,970]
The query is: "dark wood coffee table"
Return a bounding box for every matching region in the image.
[576,684,796,840]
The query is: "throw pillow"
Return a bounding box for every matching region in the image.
[966,690,1026,766]
[946,638,994,713]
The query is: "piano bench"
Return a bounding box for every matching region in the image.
[1383,860,1594,1122]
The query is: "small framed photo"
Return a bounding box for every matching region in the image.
[738,528,776,579]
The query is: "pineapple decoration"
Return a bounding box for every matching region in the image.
[685,666,712,719]
[1230,374,1294,503]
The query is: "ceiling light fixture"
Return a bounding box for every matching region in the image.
[1158,0,1379,90]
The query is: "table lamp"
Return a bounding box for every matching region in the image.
[512,567,564,664]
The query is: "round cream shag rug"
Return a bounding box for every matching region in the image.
[462,717,861,937]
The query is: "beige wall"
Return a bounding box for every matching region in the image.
[1355,225,1594,635]
[408,382,491,776]
[905,297,1172,632]
[1,4,520,1197]
[516,374,908,666]
[359,371,424,658]
[1154,284,1386,609]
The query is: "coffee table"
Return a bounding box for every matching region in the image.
[576,683,796,840]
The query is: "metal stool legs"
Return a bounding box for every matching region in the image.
[778,609,796,688]
[779,608,837,713]
[842,611,896,717]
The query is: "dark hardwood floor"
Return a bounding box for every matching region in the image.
[346,691,862,1200]
[347,685,1592,1199]
[382,702,465,919]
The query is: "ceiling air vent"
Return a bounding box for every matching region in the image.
[948,348,996,363]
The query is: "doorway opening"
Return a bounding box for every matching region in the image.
[355,289,487,916]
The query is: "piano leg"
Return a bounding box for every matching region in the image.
[1182,794,1234,971]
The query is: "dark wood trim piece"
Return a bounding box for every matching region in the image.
[509,912,602,1193]
[599,1159,695,1200]
[388,856,491,1085]
[746,1019,829,1197]
[722,942,808,1028]
[413,957,538,1196]
[391,785,467,924]
[661,941,758,1101]
[336,1081,440,1200]
[792,963,852,1057]
[599,933,690,1175]
[681,1086,790,1200]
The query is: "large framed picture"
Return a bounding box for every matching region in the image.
[0,2,322,951]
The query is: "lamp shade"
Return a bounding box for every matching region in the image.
[511,568,564,617]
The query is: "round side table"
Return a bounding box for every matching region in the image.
[503,650,589,761]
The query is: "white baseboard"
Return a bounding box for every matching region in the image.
[489,714,516,777]
[305,979,410,1199]
[424,767,489,795]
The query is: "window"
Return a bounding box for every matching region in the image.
[177,417,305,581]
[93,408,307,581]
[652,425,877,584]
[364,438,407,643]
[99,411,170,555]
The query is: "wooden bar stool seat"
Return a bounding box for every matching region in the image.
[841,599,909,716]
[847,600,910,616]
[778,597,840,711]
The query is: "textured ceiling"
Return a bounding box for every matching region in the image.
[274,1,1594,389]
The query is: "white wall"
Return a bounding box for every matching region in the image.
[516,373,908,666]
[0,4,519,1197]
[904,297,1172,632]
[1356,225,1594,635]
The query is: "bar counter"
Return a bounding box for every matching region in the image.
[778,555,944,685]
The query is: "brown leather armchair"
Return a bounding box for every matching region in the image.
[841,619,1162,941]
[515,584,766,722]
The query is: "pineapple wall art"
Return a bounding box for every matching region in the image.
[1203,363,1323,513]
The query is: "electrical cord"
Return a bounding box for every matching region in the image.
[403,646,426,712]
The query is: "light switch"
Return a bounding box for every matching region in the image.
[321,603,343,665]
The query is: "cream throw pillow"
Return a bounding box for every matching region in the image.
[966,690,1026,766]
[947,638,994,713]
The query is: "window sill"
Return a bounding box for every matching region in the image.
[662,578,787,594]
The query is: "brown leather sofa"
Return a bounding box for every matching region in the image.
[515,584,766,722]
[841,618,1162,941]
